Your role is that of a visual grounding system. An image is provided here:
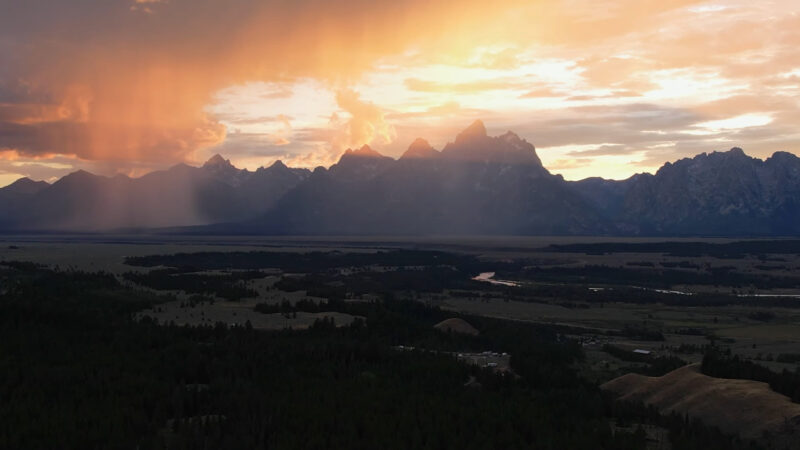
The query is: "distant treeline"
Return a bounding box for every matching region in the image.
[607,399,765,450]
[701,350,800,403]
[542,240,800,258]
[506,265,800,290]
[602,344,686,377]
[124,249,493,273]
[275,266,477,297]
[123,268,262,300]
[456,282,800,309]
[776,353,800,364]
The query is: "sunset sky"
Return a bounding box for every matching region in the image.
[1,0,799,187]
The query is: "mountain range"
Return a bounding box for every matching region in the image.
[2,120,799,236]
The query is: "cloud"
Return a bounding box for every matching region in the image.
[1,0,800,183]
[404,78,526,93]
[0,0,515,174]
[131,0,168,14]
[331,89,396,151]
[519,88,565,99]
[566,144,628,157]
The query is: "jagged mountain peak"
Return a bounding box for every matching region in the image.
[200,153,254,187]
[61,169,98,181]
[254,160,288,173]
[401,138,439,160]
[455,119,488,143]
[706,147,751,161]
[408,137,433,151]
[659,147,755,174]
[332,144,393,180]
[767,151,800,165]
[617,146,800,235]
[707,147,753,164]
[343,144,387,159]
[442,120,542,167]
[203,153,232,168]
[499,130,522,143]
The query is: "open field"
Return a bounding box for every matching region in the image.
[3,235,799,367]
[0,236,381,273]
[136,297,360,330]
[133,275,361,330]
[3,234,800,291]
[442,298,799,378]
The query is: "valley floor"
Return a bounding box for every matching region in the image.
[1,234,799,449]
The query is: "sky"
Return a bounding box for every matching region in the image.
[1,0,799,187]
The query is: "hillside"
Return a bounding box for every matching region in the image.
[602,364,800,446]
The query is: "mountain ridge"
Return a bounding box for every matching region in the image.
[2,121,799,236]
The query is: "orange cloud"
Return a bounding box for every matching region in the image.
[1,0,800,182]
[332,89,396,151]
[0,149,21,161]
[1,0,525,170]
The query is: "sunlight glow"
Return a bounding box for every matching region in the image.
[4,0,800,183]
[693,114,773,132]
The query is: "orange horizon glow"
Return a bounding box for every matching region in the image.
[1,0,800,185]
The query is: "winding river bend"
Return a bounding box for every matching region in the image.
[472,271,800,299]
[471,272,520,287]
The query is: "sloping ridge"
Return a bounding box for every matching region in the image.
[434,318,479,336]
[602,364,800,441]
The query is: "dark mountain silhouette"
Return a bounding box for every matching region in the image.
[1,121,799,236]
[0,155,309,231]
[0,178,51,229]
[227,121,608,234]
[614,148,800,235]
[400,138,440,160]
[328,144,395,181]
[0,177,49,195]
[202,153,252,187]
[441,120,543,166]
[237,160,311,212]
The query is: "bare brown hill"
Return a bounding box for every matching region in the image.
[434,318,479,336]
[602,364,800,445]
